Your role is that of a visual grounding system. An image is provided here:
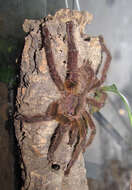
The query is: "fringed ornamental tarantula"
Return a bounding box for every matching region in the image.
[16,21,111,175]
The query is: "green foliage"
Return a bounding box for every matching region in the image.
[102,84,132,127]
[0,37,20,86]
[0,65,16,85]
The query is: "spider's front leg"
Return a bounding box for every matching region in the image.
[65,21,78,92]
[42,25,65,92]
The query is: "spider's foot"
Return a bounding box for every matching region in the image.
[15,114,21,120]
[15,114,27,122]
[64,168,70,176]
[15,114,36,123]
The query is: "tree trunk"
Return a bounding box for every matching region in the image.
[15,9,102,190]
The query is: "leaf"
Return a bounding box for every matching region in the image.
[102,84,132,127]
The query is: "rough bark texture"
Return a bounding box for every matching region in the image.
[15,9,102,190]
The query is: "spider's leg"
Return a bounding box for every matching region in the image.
[15,101,59,123]
[47,122,70,162]
[98,35,112,84]
[68,120,78,146]
[64,117,87,175]
[65,21,78,92]
[86,91,107,110]
[78,61,95,99]
[91,35,112,89]
[72,62,95,117]
[42,26,65,92]
[82,111,96,152]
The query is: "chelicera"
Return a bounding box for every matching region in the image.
[16,21,111,175]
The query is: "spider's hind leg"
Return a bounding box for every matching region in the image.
[47,123,70,162]
[48,115,70,162]
[64,117,87,175]
[82,111,96,152]
[68,120,78,146]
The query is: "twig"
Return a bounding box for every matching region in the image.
[65,0,69,8]
[65,0,81,11]
[75,0,81,11]
[130,172,132,190]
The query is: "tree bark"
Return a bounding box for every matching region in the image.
[15,9,102,190]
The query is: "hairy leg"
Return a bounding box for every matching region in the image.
[64,139,85,176]
[82,111,96,152]
[15,101,58,123]
[68,120,78,146]
[47,122,70,162]
[42,25,65,92]
[65,21,78,91]
[74,62,95,116]
[98,35,112,84]
[64,117,87,175]
[90,35,112,89]
[80,61,95,96]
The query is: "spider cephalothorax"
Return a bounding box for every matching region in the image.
[16,21,111,175]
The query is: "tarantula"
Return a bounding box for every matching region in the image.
[16,21,111,175]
